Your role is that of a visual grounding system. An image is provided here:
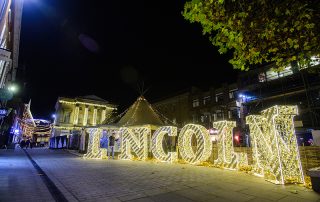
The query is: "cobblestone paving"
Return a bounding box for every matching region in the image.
[1,148,320,202]
[0,149,54,202]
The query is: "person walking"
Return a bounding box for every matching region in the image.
[26,139,30,149]
[30,139,33,149]
[20,139,25,148]
[108,132,116,159]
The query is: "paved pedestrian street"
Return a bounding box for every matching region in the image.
[0,148,319,202]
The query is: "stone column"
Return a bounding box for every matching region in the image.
[73,106,79,125]
[83,106,89,126]
[93,108,97,125]
[101,109,106,124]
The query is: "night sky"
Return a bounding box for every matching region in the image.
[18,0,239,119]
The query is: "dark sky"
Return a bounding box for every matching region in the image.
[18,0,239,119]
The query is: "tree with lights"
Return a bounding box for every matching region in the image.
[183,0,320,71]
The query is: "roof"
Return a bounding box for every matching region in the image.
[57,95,118,109]
[78,95,108,102]
[117,96,164,127]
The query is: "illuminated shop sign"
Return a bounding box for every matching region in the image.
[83,105,304,185]
[0,109,7,116]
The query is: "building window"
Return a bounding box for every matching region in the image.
[64,112,71,123]
[203,96,211,105]
[279,66,293,77]
[310,55,320,67]
[216,110,223,120]
[192,99,200,107]
[266,69,279,81]
[215,93,223,102]
[266,66,293,81]
[192,114,198,123]
[299,55,320,68]
[229,89,238,99]
[213,113,217,121]
[201,115,205,123]
[258,72,266,82]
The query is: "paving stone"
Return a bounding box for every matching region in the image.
[277,195,316,202]
[150,192,194,202]
[174,188,218,202]
[2,148,319,202]
[127,197,155,202]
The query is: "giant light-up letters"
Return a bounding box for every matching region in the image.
[152,126,178,163]
[246,105,304,184]
[213,121,248,169]
[84,105,305,185]
[118,127,151,160]
[178,124,212,164]
[83,128,107,159]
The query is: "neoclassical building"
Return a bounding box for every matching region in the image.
[51,95,117,149]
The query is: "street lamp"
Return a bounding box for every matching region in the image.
[7,84,17,93]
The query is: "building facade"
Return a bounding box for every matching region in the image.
[237,61,320,145]
[152,60,320,146]
[0,0,23,87]
[51,95,117,149]
[153,84,239,129]
[152,91,191,128]
[33,119,52,146]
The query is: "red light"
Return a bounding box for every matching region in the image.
[234,135,239,142]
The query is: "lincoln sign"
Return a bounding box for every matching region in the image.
[83,105,305,185]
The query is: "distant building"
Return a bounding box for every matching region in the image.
[51,95,117,149]
[152,59,320,147]
[153,90,191,128]
[237,61,320,145]
[189,84,239,128]
[33,119,52,146]
[153,84,239,129]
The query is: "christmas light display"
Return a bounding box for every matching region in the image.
[81,104,305,185]
[152,126,177,163]
[18,103,36,139]
[83,128,107,159]
[59,100,116,109]
[213,121,248,169]
[246,105,304,184]
[118,127,151,160]
[178,124,212,164]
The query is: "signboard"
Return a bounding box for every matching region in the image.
[0,108,7,116]
[0,48,11,62]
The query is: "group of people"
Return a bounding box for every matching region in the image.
[19,138,34,149]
